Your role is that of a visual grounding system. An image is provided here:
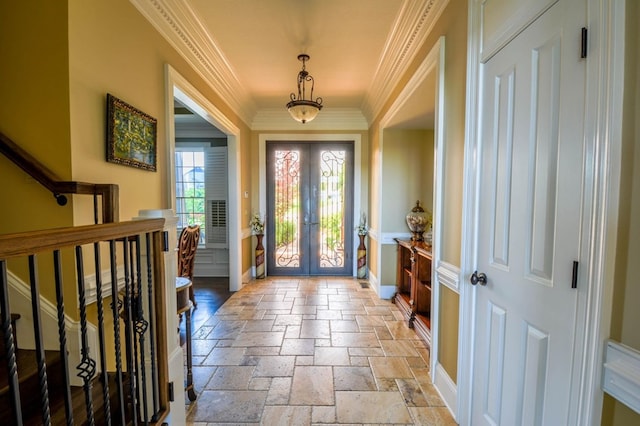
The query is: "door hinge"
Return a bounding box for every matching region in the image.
[581,27,588,58]
[168,381,175,401]
[572,261,579,289]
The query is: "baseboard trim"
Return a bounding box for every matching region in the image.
[434,361,458,422]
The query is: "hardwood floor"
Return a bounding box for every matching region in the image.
[180,276,232,342]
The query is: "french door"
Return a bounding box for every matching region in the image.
[266,142,354,275]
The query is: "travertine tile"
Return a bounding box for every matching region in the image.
[331,332,380,348]
[335,391,412,423]
[330,319,359,332]
[209,320,246,339]
[280,338,316,356]
[242,318,275,331]
[396,378,429,407]
[265,377,292,405]
[261,405,312,425]
[203,347,246,366]
[333,366,377,391]
[300,319,331,339]
[380,339,420,357]
[206,366,255,390]
[184,277,451,424]
[290,366,334,405]
[369,356,413,379]
[312,405,336,423]
[187,390,267,423]
[314,347,350,366]
[254,355,296,377]
[408,406,458,425]
[275,314,304,326]
[231,331,284,347]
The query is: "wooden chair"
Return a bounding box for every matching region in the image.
[177,224,200,306]
[176,224,200,402]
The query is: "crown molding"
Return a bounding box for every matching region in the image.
[129,0,256,125]
[251,108,369,131]
[362,0,450,124]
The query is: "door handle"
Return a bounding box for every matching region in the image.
[470,271,487,286]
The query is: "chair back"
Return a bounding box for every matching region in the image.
[177,225,200,280]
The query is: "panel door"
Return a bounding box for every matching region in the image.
[471,1,586,424]
[266,142,354,276]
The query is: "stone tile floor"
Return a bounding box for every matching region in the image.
[185,277,457,425]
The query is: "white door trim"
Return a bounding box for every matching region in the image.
[377,36,450,411]
[164,64,243,292]
[458,0,626,424]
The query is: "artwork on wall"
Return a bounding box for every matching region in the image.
[106,93,157,171]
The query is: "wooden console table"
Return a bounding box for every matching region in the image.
[394,239,432,347]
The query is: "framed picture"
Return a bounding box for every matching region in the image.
[106,93,157,171]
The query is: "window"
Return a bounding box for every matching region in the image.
[175,149,206,244]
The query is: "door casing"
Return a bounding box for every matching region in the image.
[458,0,626,424]
[258,134,363,277]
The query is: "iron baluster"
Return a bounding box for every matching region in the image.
[122,239,139,426]
[29,254,52,426]
[133,236,150,423]
[109,240,126,425]
[93,242,112,425]
[53,250,75,425]
[75,246,97,426]
[0,260,22,425]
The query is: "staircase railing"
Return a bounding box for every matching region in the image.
[0,132,119,223]
[0,219,170,425]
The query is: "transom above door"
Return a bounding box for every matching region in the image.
[266,141,354,276]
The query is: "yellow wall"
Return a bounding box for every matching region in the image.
[602,0,640,424]
[369,0,467,382]
[1,0,253,312]
[0,1,73,234]
[439,285,459,382]
[381,129,434,233]
[68,0,249,225]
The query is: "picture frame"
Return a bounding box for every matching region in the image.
[106,93,157,171]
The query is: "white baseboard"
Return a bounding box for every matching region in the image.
[434,361,458,422]
[366,271,396,300]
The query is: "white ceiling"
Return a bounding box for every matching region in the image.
[138,0,438,130]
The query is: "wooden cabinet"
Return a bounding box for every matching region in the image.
[394,239,432,346]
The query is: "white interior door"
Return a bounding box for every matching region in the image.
[471,1,586,424]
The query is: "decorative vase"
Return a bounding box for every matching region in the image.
[406,200,429,242]
[357,234,367,279]
[255,234,265,279]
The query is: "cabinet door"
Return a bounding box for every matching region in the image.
[414,252,432,315]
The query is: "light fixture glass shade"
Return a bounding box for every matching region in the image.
[286,100,322,124]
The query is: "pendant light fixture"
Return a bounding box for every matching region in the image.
[286,54,323,124]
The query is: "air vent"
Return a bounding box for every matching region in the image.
[208,200,227,244]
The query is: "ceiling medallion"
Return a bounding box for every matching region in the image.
[286,54,323,124]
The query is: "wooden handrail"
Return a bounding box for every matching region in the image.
[0,131,119,223]
[0,218,165,259]
[0,217,170,423]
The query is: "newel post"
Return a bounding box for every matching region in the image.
[136,209,185,426]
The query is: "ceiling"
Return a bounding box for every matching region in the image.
[136,0,439,130]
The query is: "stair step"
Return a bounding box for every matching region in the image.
[0,348,64,423]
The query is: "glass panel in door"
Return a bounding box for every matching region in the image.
[267,142,353,276]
